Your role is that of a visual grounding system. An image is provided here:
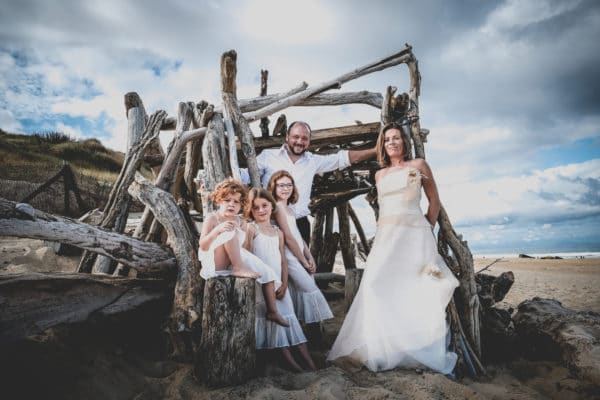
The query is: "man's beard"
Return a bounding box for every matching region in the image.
[287,143,307,156]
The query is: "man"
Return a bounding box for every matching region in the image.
[244,121,376,243]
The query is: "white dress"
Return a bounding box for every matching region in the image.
[327,167,459,373]
[282,210,333,323]
[251,224,307,349]
[198,214,280,287]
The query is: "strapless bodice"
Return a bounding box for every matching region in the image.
[378,167,422,214]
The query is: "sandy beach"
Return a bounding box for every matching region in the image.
[473,256,600,313]
[1,237,599,399]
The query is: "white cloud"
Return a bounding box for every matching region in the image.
[0,109,22,132]
[235,0,337,45]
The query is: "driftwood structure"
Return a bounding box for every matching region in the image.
[0,45,485,383]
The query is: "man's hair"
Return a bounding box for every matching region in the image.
[376,122,412,167]
[267,170,299,205]
[245,188,277,220]
[211,178,248,209]
[286,120,312,136]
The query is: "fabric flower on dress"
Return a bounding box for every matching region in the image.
[421,262,444,279]
[407,168,423,185]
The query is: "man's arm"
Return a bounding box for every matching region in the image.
[348,147,377,164]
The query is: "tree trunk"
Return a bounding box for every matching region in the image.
[196,276,256,387]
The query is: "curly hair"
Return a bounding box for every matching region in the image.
[375,122,412,167]
[245,188,277,221]
[211,178,248,209]
[267,170,299,204]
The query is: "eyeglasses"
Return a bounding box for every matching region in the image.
[276,183,294,189]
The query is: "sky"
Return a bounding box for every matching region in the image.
[1,0,599,255]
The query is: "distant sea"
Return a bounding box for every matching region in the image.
[474,251,600,259]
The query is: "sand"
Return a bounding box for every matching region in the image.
[1,237,599,399]
[474,257,600,313]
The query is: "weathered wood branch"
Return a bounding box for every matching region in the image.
[0,272,171,344]
[227,90,383,114]
[199,113,230,215]
[336,202,356,270]
[221,50,260,187]
[184,101,212,212]
[128,174,202,358]
[348,202,370,255]
[244,46,413,122]
[259,69,270,138]
[133,103,196,241]
[78,109,168,273]
[0,197,176,273]
[251,122,380,152]
[310,187,371,210]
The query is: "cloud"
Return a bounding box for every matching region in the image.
[1,0,599,253]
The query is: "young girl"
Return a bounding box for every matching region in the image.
[245,188,316,371]
[268,170,333,324]
[198,178,289,327]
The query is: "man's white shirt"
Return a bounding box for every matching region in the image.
[241,144,350,218]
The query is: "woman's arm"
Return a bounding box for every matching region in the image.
[416,159,441,227]
[274,204,310,268]
[276,230,288,299]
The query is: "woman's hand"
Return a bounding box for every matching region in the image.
[275,281,287,300]
[306,257,316,274]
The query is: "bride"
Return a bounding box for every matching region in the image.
[327,122,459,373]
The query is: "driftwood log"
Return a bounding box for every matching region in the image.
[0,272,171,344]
[514,298,600,383]
[78,109,168,274]
[0,198,176,273]
[221,50,261,187]
[128,174,202,359]
[196,277,256,387]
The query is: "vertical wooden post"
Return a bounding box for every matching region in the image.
[259,69,270,138]
[319,207,338,273]
[196,276,256,386]
[309,210,325,264]
[344,268,364,312]
[221,50,261,187]
[200,113,229,215]
[336,202,356,270]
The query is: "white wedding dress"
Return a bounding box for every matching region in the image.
[327,167,459,373]
[251,225,307,349]
[281,210,333,323]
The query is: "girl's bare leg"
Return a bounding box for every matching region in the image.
[281,347,304,372]
[295,343,317,371]
[223,237,260,279]
[263,281,289,327]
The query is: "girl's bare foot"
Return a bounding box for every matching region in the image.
[232,266,260,279]
[267,311,290,327]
